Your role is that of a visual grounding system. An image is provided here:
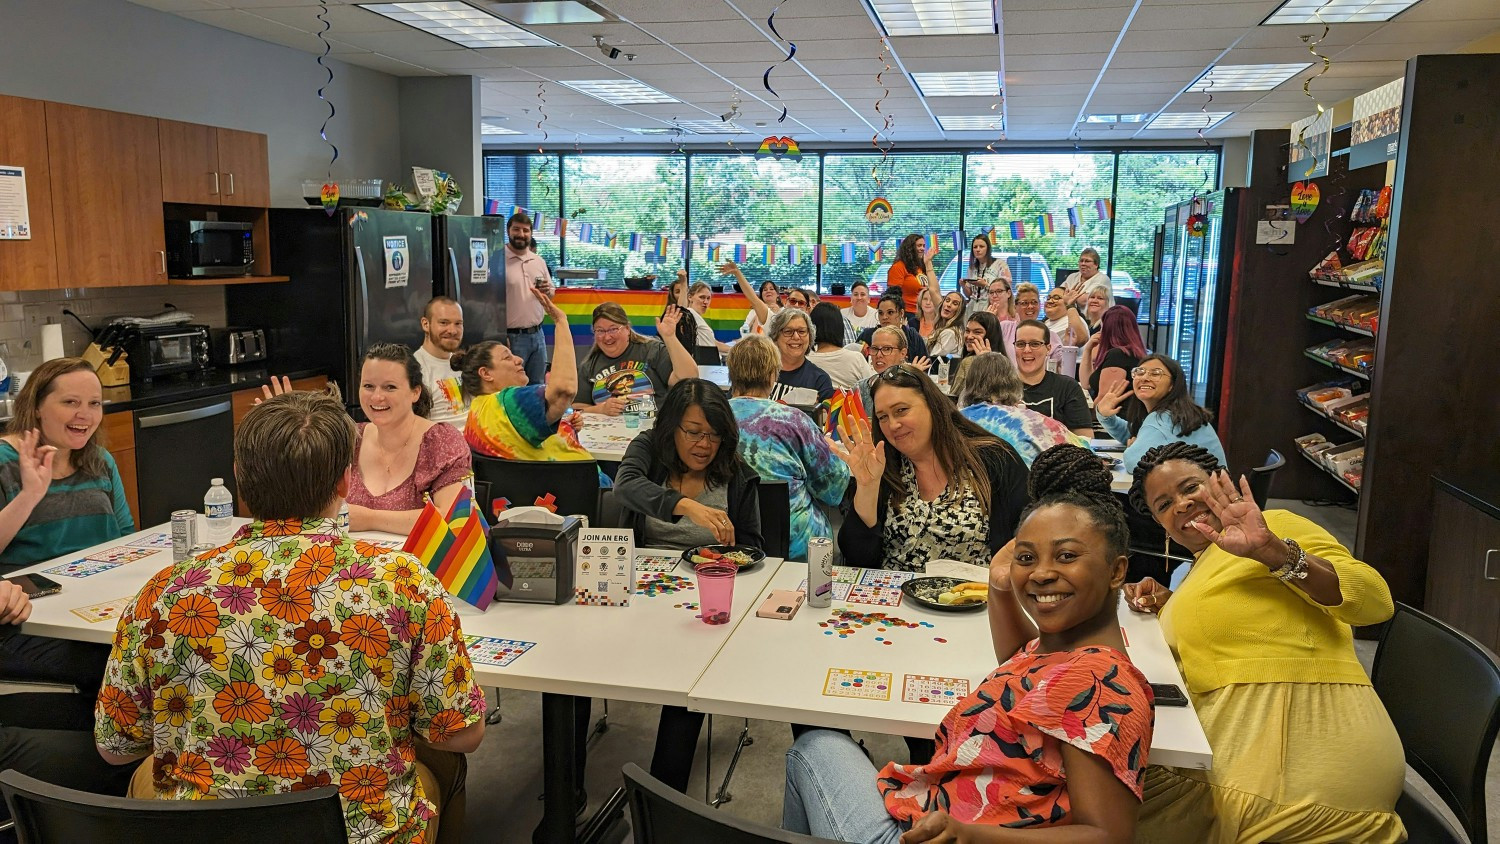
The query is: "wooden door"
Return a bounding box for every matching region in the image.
[45,103,165,286]
[101,411,139,530]
[0,95,60,290]
[158,119,220,205]
[217,128,270,208]
[1425,488,1500,652]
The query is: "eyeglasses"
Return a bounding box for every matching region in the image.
[869,345,902,355]
[877,363,922,383]
[988,286,1010,296]
[594,325,627,337]
[779,328,809,338]
[1132,367,1170,379]
[677,427,723,444]
[1013,340,1048,350]
[1016,300,1039,308]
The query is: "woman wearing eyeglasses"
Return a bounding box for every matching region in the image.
[573,303,698,416]
[767,308,836,404]
[614,378,763,793]
[831,363,1029,572]
[1096,354,1225,473]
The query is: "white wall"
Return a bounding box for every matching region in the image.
[399,76,482,215]
[0,0,402,208]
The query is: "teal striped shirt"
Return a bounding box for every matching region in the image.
[0,442,134,572]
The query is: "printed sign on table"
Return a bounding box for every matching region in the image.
[574,528,635,607]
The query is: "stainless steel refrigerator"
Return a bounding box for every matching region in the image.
[226,208,435,408]
[434,215,508,346]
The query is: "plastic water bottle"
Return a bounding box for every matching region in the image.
[204,478,234,546]
[338,500,350,532]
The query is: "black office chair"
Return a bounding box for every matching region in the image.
[1247,449,1285,510]
[470,452,602,525]
[0,771,345,844]
[756,479,792,560]
[622,763,839,844]
[1370,603,1500,844]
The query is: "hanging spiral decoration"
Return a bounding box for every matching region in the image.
[1295,8,1333,177]
[871,36,895,188]
[314,1,339,180]
[762,0,797,123]
[536,82,549,154]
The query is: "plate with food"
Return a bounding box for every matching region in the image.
[682,544,766,573]
[900,577,988,612]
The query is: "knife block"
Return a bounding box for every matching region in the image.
[82,343,130,387]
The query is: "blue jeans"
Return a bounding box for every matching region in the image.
[508,329,549,385]
[783,730,907,843]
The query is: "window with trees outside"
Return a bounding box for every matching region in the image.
[563,154,684,287]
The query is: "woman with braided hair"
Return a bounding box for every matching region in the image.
[1124,441,1405,844]
[784,444,1153,842]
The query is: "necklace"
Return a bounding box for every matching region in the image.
[370,421,417,486]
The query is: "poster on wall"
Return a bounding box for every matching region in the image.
[1288,111,1332,183]
[1350,78,1404,170]
[383,236,409,288]
[0,166,31,240]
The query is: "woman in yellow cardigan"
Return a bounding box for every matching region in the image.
[1123,442,1404,843]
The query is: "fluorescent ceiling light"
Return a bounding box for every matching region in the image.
[1263,0,1424,24]
[484,1,605,25]
[1189,63,1311,92]
[625,127,675,135]
[1146,111,1232,129]
[481,121,521,135]
[937,115,1004,131]
[1084,113,1152,124]
[870,0,997,36]
[358,2,557,48]
[557,79,679,105]
[671,120,746,134]
[911,71,1001,97]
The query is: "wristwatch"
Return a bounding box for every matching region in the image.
[1271,538,1310,581]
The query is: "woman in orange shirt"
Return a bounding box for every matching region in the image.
[885,233,940,314]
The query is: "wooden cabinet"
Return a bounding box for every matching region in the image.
[0,95,60,291]
[1424,481,1500,653]
[100,411,139,530]
[216,128,270,208]
[45,103,166,287]
[158,121,270,208]
[158,119,221,205]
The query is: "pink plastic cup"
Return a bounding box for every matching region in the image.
[694,563,737,625]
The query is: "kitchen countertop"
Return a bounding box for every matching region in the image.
[97,366,326,415]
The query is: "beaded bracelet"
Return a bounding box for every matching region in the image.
[1271,537,1310,581]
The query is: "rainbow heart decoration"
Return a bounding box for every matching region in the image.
[865,196,893,224]
[1291,181,1320,224]
[320,182,340,216]
[755,135,801,159]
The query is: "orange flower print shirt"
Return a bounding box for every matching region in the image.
[95,518,485,844]
[877,643,1154,829]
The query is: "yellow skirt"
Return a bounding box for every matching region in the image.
[1137,682,1407,843]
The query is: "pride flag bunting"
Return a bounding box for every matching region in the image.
[1096,199,1113,220]
[680,239,694,260]
[786,244,800,264]
[654,235,670,256]
[1008,221,1026,240]
[402,486,500,609]
[605,231,618,248]
[553,218,568,238]
[814,244,827,265]
[483,199,503,216]
[763,243,777,265]
[951,230,965,255]
[1066,207,1081,228]
[627,232,642,251]
[1037,213,1055,235]
[707,242,722,262]
[841,243,857,263]
[577,222,593,243]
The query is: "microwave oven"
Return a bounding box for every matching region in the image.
[165,220,254,278]
[126,324,212,381]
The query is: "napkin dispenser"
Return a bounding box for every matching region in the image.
[488,506,581,605]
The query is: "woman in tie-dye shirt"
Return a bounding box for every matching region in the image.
[456,290,589,463]
[726,336,850,560]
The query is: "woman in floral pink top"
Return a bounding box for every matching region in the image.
[346,344,472,535]
[783,445,1153,842]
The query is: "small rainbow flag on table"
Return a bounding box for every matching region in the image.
[403,486,501,610]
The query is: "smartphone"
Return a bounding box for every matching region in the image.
[532,275,547,289]
[756,589,805,620]
[6,573,63,600]
[1149,682,1189,707]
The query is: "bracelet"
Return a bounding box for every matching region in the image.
[1271,538,1310,581]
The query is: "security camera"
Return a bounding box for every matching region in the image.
[720,105,740,123]
[594,35,621,60]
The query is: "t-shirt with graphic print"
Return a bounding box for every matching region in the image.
[575,339,676,411]
[413,346,467,429]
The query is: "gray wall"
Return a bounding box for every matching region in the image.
[0,0,402,208]
[1220,137,1251,189]
[399,76,482,216]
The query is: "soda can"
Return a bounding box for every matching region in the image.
[171,510,197,562]
[807,536,834,608]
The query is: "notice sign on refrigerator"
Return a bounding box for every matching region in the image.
[383,236,409,288]
[470,238,489,285]
[0,166,31,240]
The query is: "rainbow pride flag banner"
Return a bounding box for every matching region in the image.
[1096,198,1113,220]
[654,234,670,256]
[924,233,938,253]
[869,244,883,262]
[733,243,748,263]
[986,227,998,245]
[821,389,869,442]
[482,199,503,215]
[606,231,618,248]
[707,242,722,262]
[1037,213,1055,235]
[403,486,501,609]
[1008,221,1026,240]
[762,244,777,265]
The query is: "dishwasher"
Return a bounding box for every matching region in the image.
[133,395,237,528]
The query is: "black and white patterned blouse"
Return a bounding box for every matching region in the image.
[880,461,990,571]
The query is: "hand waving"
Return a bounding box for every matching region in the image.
[656,304,683,337]
[910,355,933,371]
[716,261,743,278]
[255,375,294,406]
[967,335,992,356]
[989,540,1015,593]
[1094,378,1133,418]
[1193,470,1276,561]
[533,285,567,324]
[14,430,56,503]
[825,413,886,488]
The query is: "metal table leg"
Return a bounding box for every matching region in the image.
[534,692,581,844]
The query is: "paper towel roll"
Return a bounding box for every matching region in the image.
[41,323,64,362]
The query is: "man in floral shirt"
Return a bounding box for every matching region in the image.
[94,389,486,844]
